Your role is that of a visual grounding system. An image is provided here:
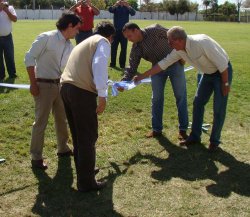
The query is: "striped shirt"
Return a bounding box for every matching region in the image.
[124,24,173,80]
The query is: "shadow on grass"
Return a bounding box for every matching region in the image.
[137,135,250,198]
[31,154,143,217]
[0,77,17,94]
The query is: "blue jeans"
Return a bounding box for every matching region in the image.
[151,61,188,132]
[0,33,16,79]
[75,30,93,44]
[190,62,233,145]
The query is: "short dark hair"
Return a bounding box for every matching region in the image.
[56,11,81,31]
[93,21,115,38]
[122,22,140,32]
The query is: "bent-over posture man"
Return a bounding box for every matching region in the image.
[135,26,233,152]
[122,23,188,140]
[61,21,115,192]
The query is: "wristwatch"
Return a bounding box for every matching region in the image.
[224,82,229,86]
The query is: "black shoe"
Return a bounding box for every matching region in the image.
[178,130,188,140]
[208,143,219,152]
[78,180,107,193]
[9,74,18,79]
[109,64,116,68]
[94,167,100,175]
[57,150,73,157]
[31,159,48,170]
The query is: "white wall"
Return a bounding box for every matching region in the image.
[16,9,203,21]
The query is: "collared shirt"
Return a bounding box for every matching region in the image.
[124,24,173,80]
[0,5,16,36]
[158,34,229,74]
[109,5,136,31]
[25,30,73,79]
[92,39,111,97]
[75,5,94,31]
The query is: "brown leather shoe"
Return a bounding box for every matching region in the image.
[57,150,73,157]
[31,159,48,170]
[146,131,162,138]
[208,143,219,152]
[178,130,188,140]
[78,180,107,193]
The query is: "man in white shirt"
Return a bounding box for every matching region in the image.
[0,0,17,80]
[134,26,233,152]
[24,12,81,170]
[60,21,115,192]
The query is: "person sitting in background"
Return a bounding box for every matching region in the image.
[70,0,100,44]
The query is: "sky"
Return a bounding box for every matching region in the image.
[138,0,237,6]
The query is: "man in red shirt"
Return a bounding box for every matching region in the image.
[70,0,100,44]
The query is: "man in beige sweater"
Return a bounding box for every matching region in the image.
[60,21,115,192]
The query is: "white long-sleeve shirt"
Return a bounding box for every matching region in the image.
[92,39,110,97]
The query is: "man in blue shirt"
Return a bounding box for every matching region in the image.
[109,0,135,68]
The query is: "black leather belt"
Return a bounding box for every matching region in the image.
[36,78,60,84]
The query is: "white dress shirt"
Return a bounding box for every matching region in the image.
[24,30,73,79]
[158,34,229,74]
[92,39,111,97]
[0,5,16,36]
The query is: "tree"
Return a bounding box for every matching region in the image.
[162,0,191,20]
[128,0,138,10]
[91,0,106,10]
[203,0,211,17]
[218,1,237,16]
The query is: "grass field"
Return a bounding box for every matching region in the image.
[0,19,250,217]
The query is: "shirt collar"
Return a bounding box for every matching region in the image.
[185,35,191,51]
[57,30,67,42]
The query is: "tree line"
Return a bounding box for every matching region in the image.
[8,0,246,22]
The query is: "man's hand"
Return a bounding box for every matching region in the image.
[30,83,39,96]
[133,73,146,83]
[96,97,106,115]
[221,82,230,96]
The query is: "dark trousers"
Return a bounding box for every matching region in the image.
[75,30,93,45]
[110,30,128,68]
[0,33,16,79]
[61,83,98,189]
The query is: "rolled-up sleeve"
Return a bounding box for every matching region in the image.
[92,39,110,97]
[24,33,49,67]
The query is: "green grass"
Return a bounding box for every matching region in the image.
[0,20,250,217]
